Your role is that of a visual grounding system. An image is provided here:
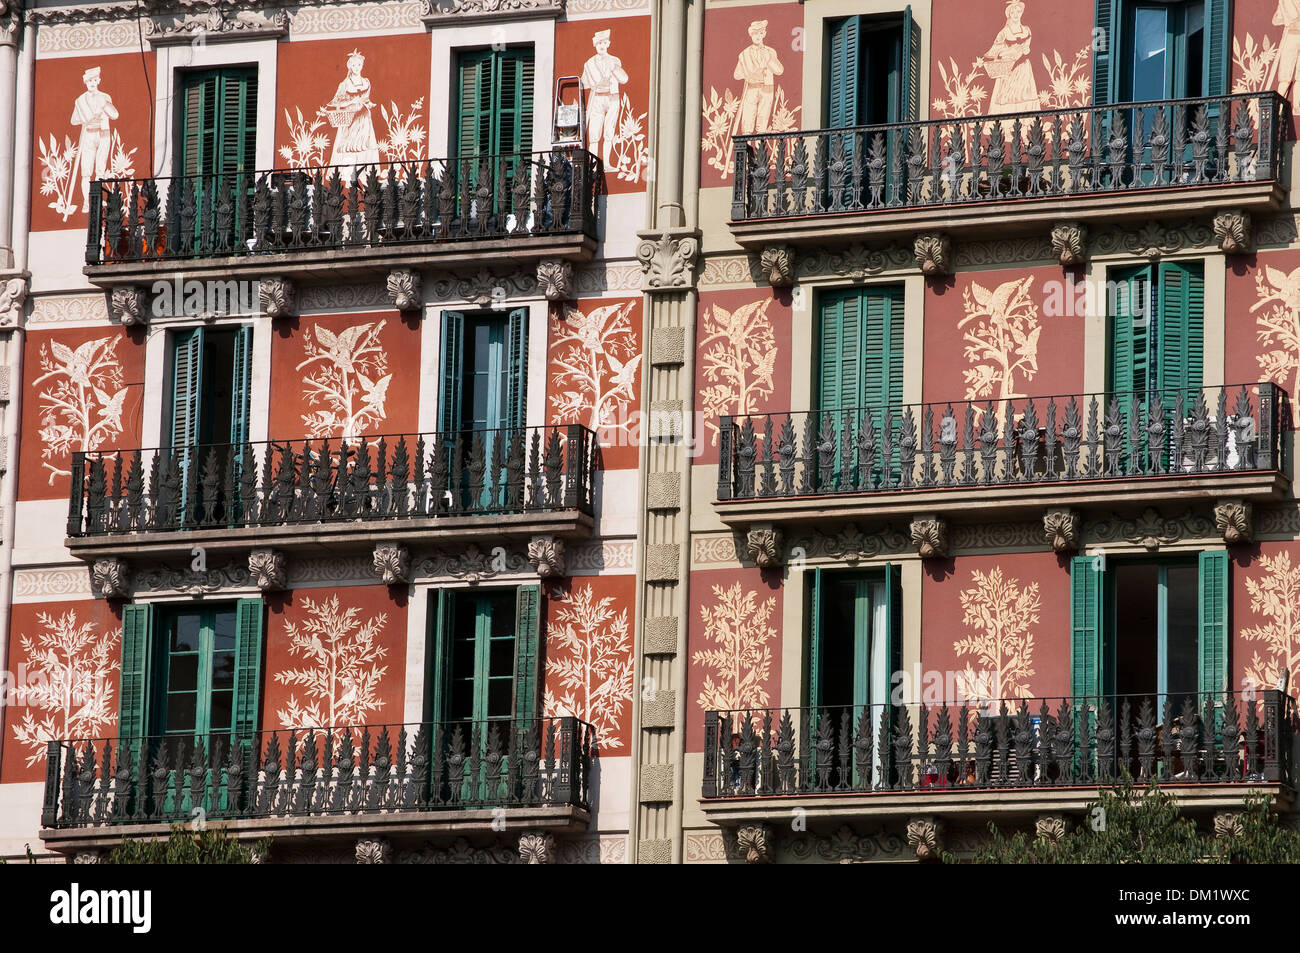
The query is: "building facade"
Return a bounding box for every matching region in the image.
[1,0,1298,864]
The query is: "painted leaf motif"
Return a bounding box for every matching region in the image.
[49,340,75,365]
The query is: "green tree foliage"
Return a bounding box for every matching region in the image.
[948,778,1300,864]
[104,825,269,864]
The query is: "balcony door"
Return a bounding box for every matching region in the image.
[825,9,921,129]
[1093,0,1228,105]
[455,46,534,227]
[175,68,258,251]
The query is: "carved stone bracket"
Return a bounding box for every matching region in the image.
[1213,209,1252,255]
[1214,499,1253,544]
[1035,813,1072,843]
[110,286,147,326]
[527,535,566,578]
[72,849,103,864]
[906,816,943,861]
[422,0,563,25]
[373,543,410,585]
[758,244,795,288]
[536,259,574,301]
[913,233,952,276]
[734,823,775,864]
[248,549,286,591]
[354,837,391,864]
[1050,222,1088,267]
[518,831,556,864]
[91,558,130,599]
[745,526,784,568]
[909,515,948,559]
[1043,508,1081,553]
[0,275,27,328]
[1213,810,1243,839]
[258,276,296,319]
[637,230,700,291]
[385,268,422,312]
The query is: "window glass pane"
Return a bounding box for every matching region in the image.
[166,694,197,734]
[171,614,201,653]
[818,576,863,708]
[167,654,199,693]
[209,690,233,732]
[211,651,235,691]
[487,678,512,718]
[449,679,474,722]
[212,610,237,653]
[1165,566,1199,698]
[1132,7,1169,101]
[489,637,514,678]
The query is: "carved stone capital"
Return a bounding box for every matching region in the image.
[906,816,943,861]
[1214,499,1253,544]
[354,837,391,864]
[385,268,422,312]
[91,558,130,599]
[744,526,784,568]
[1035,813,1072,843]
[1050,221,1088,267]
[258,276,296,319]
[913,233,952,276]
[1213,209,1252,255]
[536,259,574,301]
[1043,508,1081,553]
[1213,810,1244,839]
[758,244,795,288]
[372,543,410,585]
[0,276,27,328]
[637,230,700,291]
[518,831,556,864]
[734,823,775,864]
[247,549,286,591]
[527,535,566,578]
[909,515,949,559]
[109,286,147,326]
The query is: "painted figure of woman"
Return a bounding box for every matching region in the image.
[324,50,380,171]
[979,1,1040,115]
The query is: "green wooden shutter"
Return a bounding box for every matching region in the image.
[497,50,534,158]
[505,307,528,430]
[513,584,542,722]
[427,590,451,723]
[179,70,256,177]
[457,49,534,159]
[864,286,905,413]
[1093,0,1122,106]
[1156,260,1204,398]
[1198,550,1229,696]
[457,52,492,159]
[232,598,264,737]
[1204,0,1231,97]
[818,290,862,412]
[439,312,465,432]
[230,326,253,448]
[119,604,154,742]
[901,6,922,122]
[883,563,903,702]
[1071,555,1105,700]
[807,568,824,707]
[171,328,204,449]
[219,71,257,175]
[1108,265,1151,399]
[826,17,860,129]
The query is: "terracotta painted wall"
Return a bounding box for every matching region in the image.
[685,567,782,752]
[1226,249,1300,427]
[699,1,804,189]
[32,52,156,233]
[2,600,123,784]
[18,326,147,502]
[922,265,1085,406]
[920,551,1070,703]
[543,573,635,751]
[1232,541,1300,698]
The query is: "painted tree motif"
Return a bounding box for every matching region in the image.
[279,106,329,168]
[1251,264,1300,425]
[296,320,392,439]
[932,57,989,118]
[953,567,1039,700]
[543,584,634,749]
[10,611,120,768]
[699,298,777,446]
[959,276,1041,402]
[33,335,129,483]
[692,582,776,713]
[274,594,390,729]
[609,94,650,184]
[549,302,641,438]
[701,86,800,180]
[1037,45,1092,108]
[1241,551,1300,695]
[1233,33,1278,94]
[377,98,427,164]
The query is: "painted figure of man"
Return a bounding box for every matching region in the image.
[581,30,629,167]
[1272,0,1300,101]
[734,19,784,136]
[71,67,119,212]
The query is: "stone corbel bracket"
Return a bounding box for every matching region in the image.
[528,535,566,578]
[1050,222,1087,268]
[386,268,423,312]
[758,244,795,288]
[1043,508,1081,553]
[110,286,147,326]
[745,525,784,568]
[258,276,296,319]
[1214,499,1252,544]
[373,543,411,585]
[1213,209,1252,255]
[906,816,943,861]
[536,259,574,302]
[913,233,951,276]
[734,823,775,863]
[518,831,557,864]
[248,549,287,591]
[91,558,130,599]
[909,515,948,559]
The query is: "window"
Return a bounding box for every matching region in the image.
[118,600,264,743]
[824,9,921,127]
[438,310,528,434]
[1070,550,1228,702]
[1108,260,1203,401]
[807,566,902,712]
[427,586,542,725]
[176,68,258,178]
[1093,0,1229,104]
[169,326,254,452]
[456,47,534,159]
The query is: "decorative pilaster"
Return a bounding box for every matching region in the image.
[258,276,296,318]
[744,526,783,568]
[1050,222,1087,267]
[1213,209,1252,254]
[906,816,943,860]
[90,558,130,599]
[913,233,951,276]
[1043,508,1081,553]
[909,516,949,559]
[527,535,566,577]
[1214,499,1252,544]
[734,823,775,864]
[518,831,556,864]
[758,244,795,288]
[536,259,574,301]
[247,549,286,591]
[354,837,391,864]
[637,229,700,291]
[109,286,146,326]
[372,543,410,585]
[385,269,422,312]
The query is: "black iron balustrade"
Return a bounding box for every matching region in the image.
[731,92,1285,220]
[67,424,596,537]
[702,691,1295,799]
[41,716,593,829]
[86,149,602,265]
[717,383,1286,501]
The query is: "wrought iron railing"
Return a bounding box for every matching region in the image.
[86,149,602,265]
[703,691,1295,799]
[42,716,594,829]
[717,384,1286,501]
[68,424,596,537]
[731,92,1285,220]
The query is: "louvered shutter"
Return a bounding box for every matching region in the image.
[1205,0,1231,98]
[902,6,922,122]
[505,307,528,430]
[232,599,264,739]
[1071,556,1105,701]
[119,604,154,743]
[230,325,253,448]
[807,568,824,708]
[1092,0,1122,105]
[1109,265,1152,399]
[827,17,861,129]
[512,585,542,722]
[170,327,204,450]
[1198,550,1229,696]
[439,312,465,432]
[1156,260,1204,400]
